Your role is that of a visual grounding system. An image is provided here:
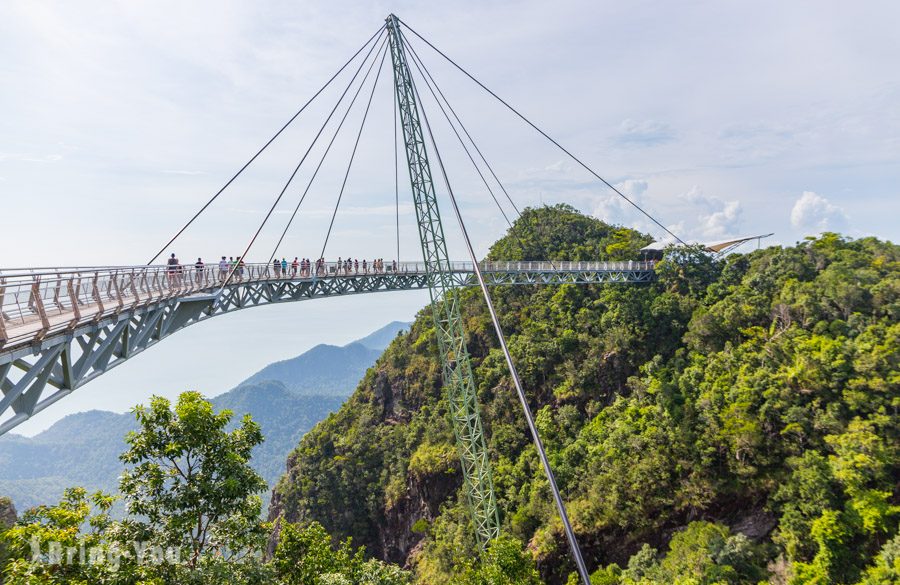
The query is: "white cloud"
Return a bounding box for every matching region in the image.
[680,186,742,238]
[616,179,648,199]
[592,179,648,224]
[162,169,207,176]
[615,118,675,146]
[790,191,848,232]
[0,153,62,163]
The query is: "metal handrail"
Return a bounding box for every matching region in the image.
[0,260,656,347]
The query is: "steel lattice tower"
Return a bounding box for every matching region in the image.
[386,14,500,545]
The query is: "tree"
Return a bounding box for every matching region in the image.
[273,521,410,585]
[656,521,764,584]
[118,391,268,570]
[0,488,151,584]
[457,534,542,585]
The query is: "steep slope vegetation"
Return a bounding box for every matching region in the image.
[270,205,898,584]
[0,322,408,512]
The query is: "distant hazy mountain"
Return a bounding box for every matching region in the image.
[0,320,410,512]
[239,320,410,395]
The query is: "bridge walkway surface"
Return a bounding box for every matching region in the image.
[0,260,654,435]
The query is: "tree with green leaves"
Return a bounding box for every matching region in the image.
[273,521,410,585]
[118,391,269,572]
[0,487,155,584]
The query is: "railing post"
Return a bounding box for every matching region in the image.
[129,271,139,306]
[67,278,82,322]
[92,273,105,319]
[0,276,7,343]
[73,276,84,306]
[30,278,51,335]
[52,277,63,311]
[112,272,124,312]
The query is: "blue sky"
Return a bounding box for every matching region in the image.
[2,0,898,433]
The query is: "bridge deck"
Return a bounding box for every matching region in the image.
[0,260,654,435]
[1,260,654,353]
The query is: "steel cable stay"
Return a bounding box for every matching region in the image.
[406,46,593,585]
[394,62,402,265]
[266,39,391,267]
[401,32,520,222]
[318,45,390,262]
[398,18,686,247]
[400,31,564,274]
[146,24,387,265]
[404,44,514,228]
[218,35,389,294]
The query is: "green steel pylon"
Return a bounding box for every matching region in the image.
[386,14,500,546]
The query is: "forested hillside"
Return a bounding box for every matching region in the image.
[270,205,899,584]
[0,322,408,512]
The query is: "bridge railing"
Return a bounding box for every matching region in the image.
[0,260,655,346]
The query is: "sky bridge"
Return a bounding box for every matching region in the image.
[0,260,654,436]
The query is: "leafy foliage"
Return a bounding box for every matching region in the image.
[118,391,269,569]
[0,394,406,584]
[271,208,899,584]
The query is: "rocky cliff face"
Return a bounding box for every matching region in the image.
[1,496,17,583]
[0,497,15,530]
[267,334,460,564]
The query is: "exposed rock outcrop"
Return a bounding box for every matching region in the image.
[0,497,15,530]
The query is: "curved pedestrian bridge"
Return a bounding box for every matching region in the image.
[0,260,654,435]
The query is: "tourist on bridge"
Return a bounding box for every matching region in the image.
[237,257,245,280]
[218,257,228,282]
[281,258,288,276]
[292,257,299,277]
[167,253,179,286]
[273,258,281,277]
[194,258,205,284]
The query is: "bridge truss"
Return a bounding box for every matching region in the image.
[0,261,653,436]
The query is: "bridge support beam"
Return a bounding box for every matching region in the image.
[387,14,500,546]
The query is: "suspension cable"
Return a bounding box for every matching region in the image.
[399,18,685,246]
[394,62,401,264]
[318,44,389,261]
[147,24,386,265]
[402,33,561,272]
[267,36,390,266]
[401,33,521,218]
[219,34,388,292]
[408,59,593,585]
[402,35,514,228]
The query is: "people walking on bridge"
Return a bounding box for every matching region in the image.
[167,253,179,287]
[392,259,397,273]
[292,257,299,277]
[362,259,368,274]
[218,256,228,282]
[354,259,359,274]
[237,257,245,280]
[194,258,205,284]
[273,258,281,277]
[281,258,288,277]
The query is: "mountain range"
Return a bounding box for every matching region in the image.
[0,320,410,512]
